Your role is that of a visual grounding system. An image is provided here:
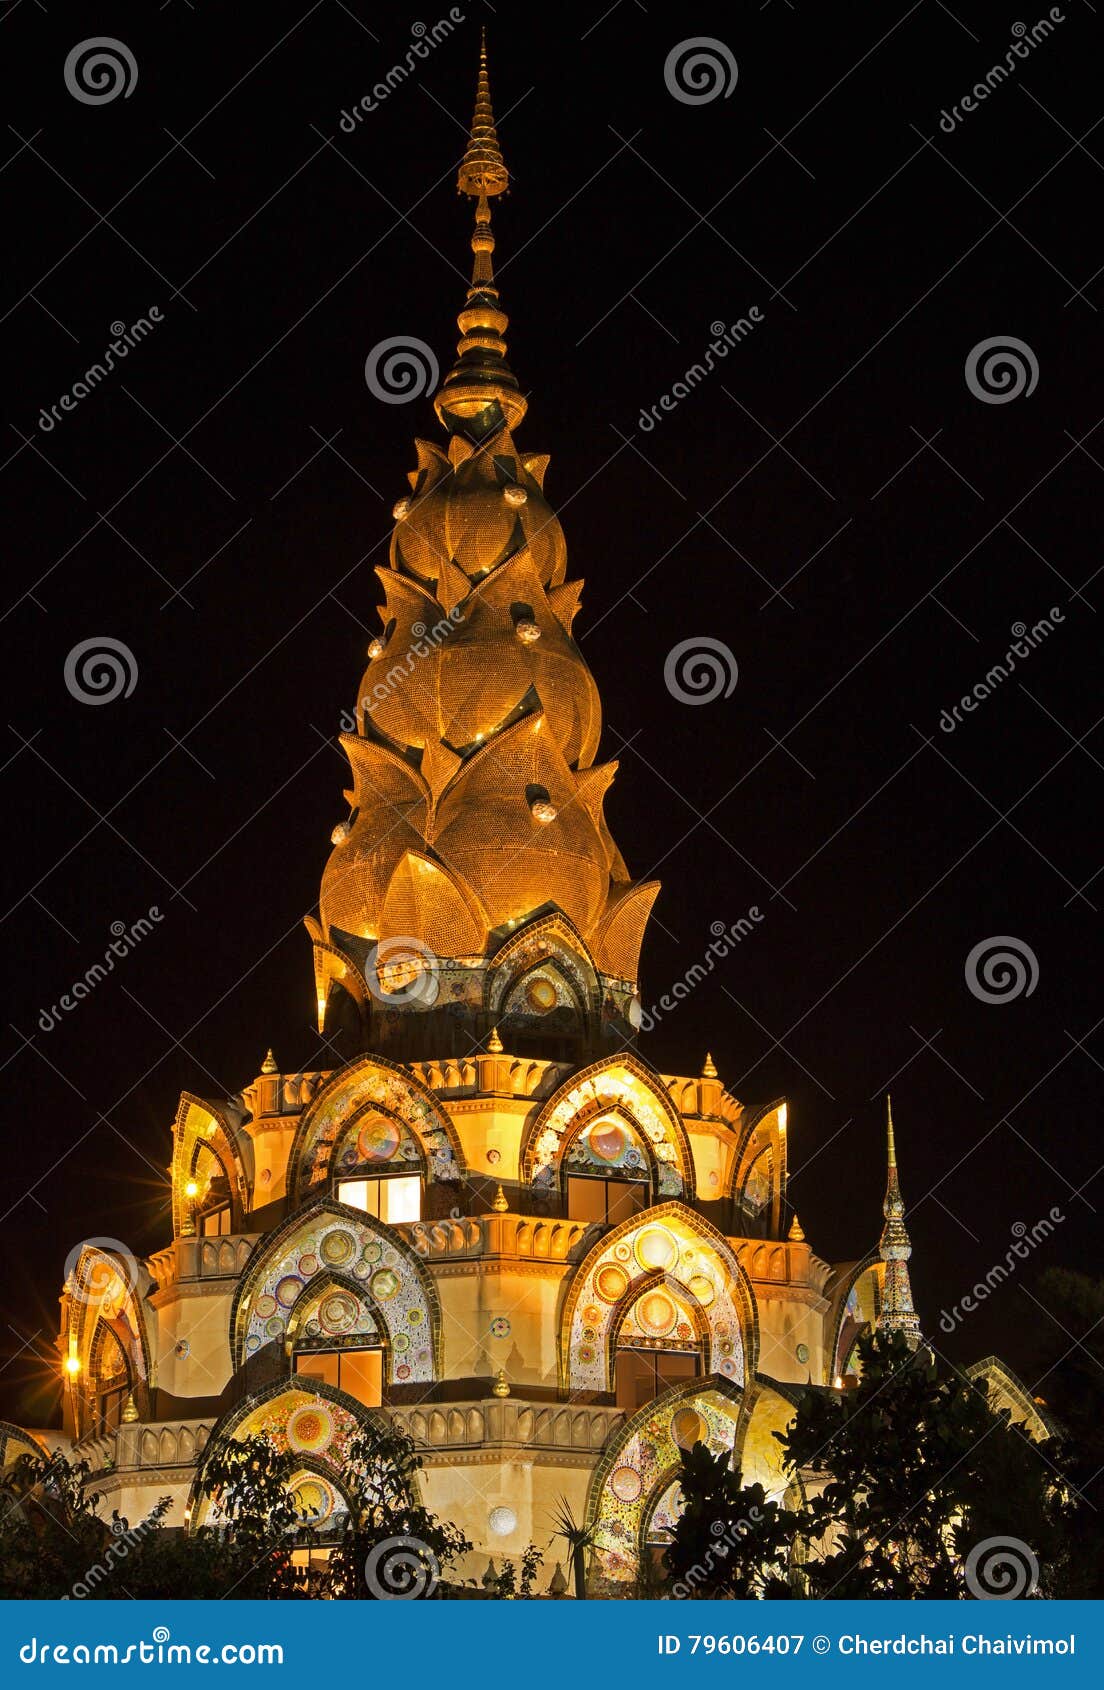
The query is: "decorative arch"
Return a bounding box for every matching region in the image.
[585,1376,746,1584]
[826,1256,882,1384]
[966,1357,1056,1443]
[288,1055,463,1205]
[64,1244,154,1437]
[524,1054,695,1200]
[230,1199,439,1383]
[732,1099,787,1235]
[560,1202,758,1393]
[560,1106,658,1197]
[172,1094,251,1236]
[485,911,599,1035]
[187,1377,399,1532]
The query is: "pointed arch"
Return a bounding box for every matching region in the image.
[485,911,599,1033]
[187,1377,401,1532]
[524,1053,695,1200]
[230,1199,440,1383]
[584,1376,746,1585]
[966,1357,1057,1442]
[171,1095,252,1237]
[288,1054,464,1204]
[825,1256,882,1383]
[732,1098,787,1235]
[62,1244,155,1440]
[560,1202,758,1393]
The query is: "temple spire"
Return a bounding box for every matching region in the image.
[878,1096,922,1345]
[434,32,527,435]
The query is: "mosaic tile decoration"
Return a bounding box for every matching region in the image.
[240,1215,435,1382]
[297,1063,460,1192]
[591,1387,742,1582]
[563,1116,649,1177]
[566,1216,746,1392]
[530,1064,687,1196]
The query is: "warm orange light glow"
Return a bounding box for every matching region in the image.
[64,1355,81,1376]
[184,1180,199,1199]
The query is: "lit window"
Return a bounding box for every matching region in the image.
[615,1347,700,1411]
[337,1175,421,1223]
[199,1203,231,1236]
[566,1175,645,1225]
[295,1347,383,1408]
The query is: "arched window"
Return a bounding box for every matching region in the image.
[90,1325,131,1436]
[332,1111,424,1224]
[563,1115,651,1224]
[289,1287,386,1410]
[613,1284,704,1411]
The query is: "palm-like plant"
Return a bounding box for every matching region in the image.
[550,1497,597,1600]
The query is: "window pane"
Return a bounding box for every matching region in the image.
[380,1176,421,1224]
[606,1179,644,1225]
[337,1179,370,1213]
[566,1177,607,1223]
[339,1348,383,1408]
[295,1352,339,1390]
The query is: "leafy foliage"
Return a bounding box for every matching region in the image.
[664,1442,797,1598]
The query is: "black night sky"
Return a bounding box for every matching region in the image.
[1,1,1101,1427]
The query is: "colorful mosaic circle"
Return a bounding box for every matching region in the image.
[406,1307,423,1326]
[291,1475,335,1526]
[687,1274,715,1308]
[320,1228,357,1268]
[319,1290,360,1334]
[589,1120,628,1162]
[392,1331,410,1354]
[610,1465,642,1503]
[361,1241,383,1265]
[286,1403,333,1453]
[490,1317,511,1338]
[637,1290,678,1337]
[265,1316,285,1339]
[583,1303,603,1326]
[396,1363,411,1380]
[357,1116,401,1162]
[634,1226,677,1273]
[671,1407,707,1449]
[525,977,558,1013]
[595,1263,630,1304]
[370,1268,400,1302]
[675,1322,694,1342]
[578,1343,597,1366]
[719,1357,739,1380]
[255,1293,277,1319]
[613,1242,632,1263]
[795,1341,809,1364]
[297,1253,318,1277]
[275,1275,303,1308]
[246,1333,261,1353]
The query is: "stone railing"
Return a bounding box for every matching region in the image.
[400,1213,593,1264]
[130,1419,213,1471]
[394,1398,623,1458]
[409,1055,570,1098]
[148,1235,260,1293]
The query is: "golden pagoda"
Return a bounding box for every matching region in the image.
[14,39,1049,1595]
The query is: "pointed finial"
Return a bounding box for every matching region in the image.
[701,1052,718,1079]
[487,1025,504,1053]
[435,35,526,434]
[548,1560,568,1597]
[260,1048,278,1074]
[121,1390,139,1424]
[492,1182,509,1213]
[492,1368,511,1398]
[787,1213,805,1243]
[878,1097,921,1345]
